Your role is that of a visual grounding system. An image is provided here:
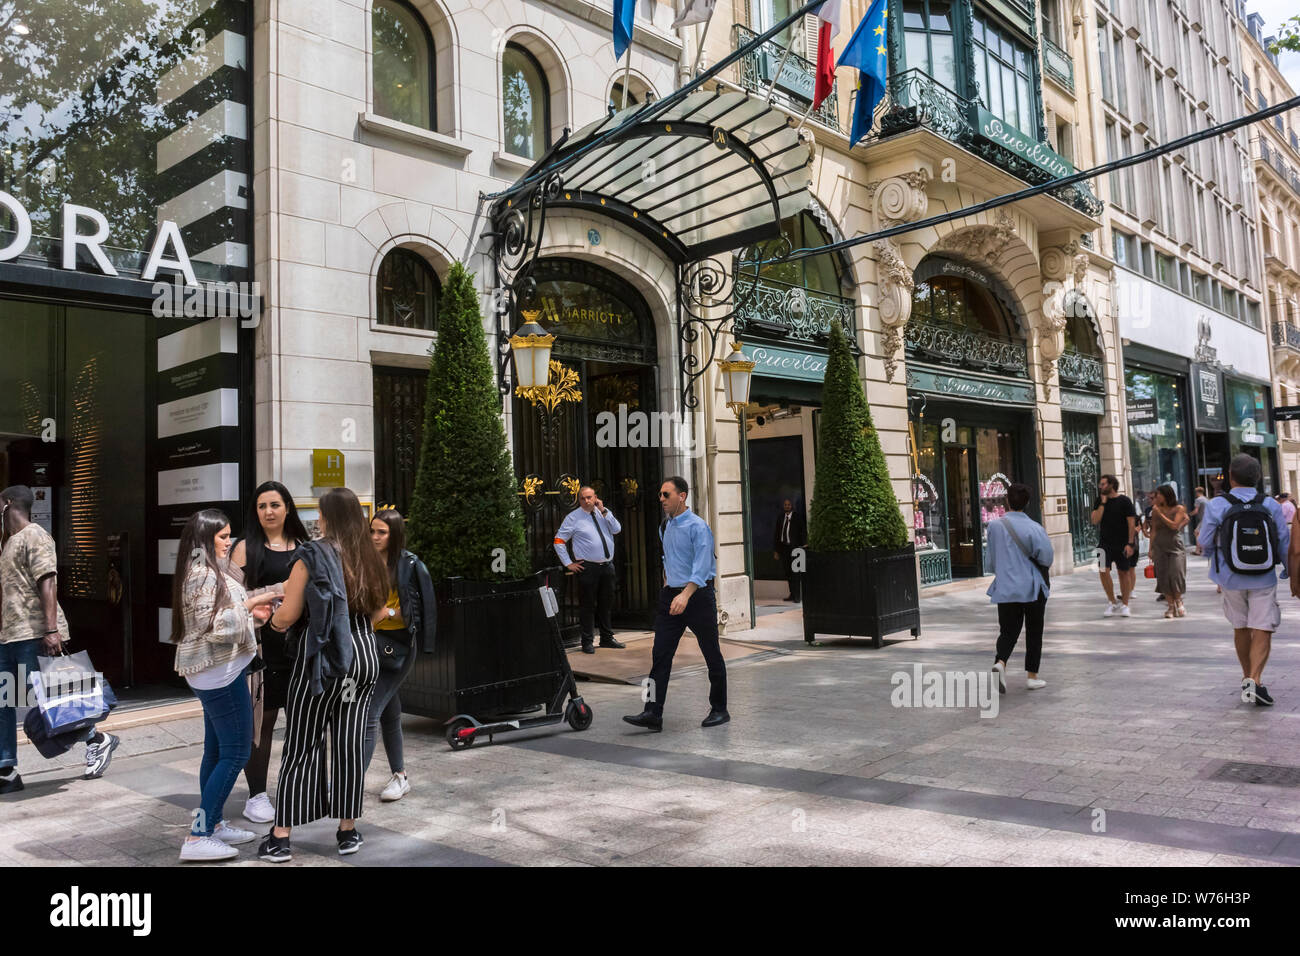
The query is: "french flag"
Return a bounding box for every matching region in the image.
[813,0,842,110]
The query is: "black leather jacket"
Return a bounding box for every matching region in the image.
[394,550,437,653]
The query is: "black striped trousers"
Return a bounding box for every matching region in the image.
[274,613,379,827]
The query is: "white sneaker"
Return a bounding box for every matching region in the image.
[380,772,411,802]
[1119,604,1131,617]
[1242,678,1257,703]
[1103,602,1116,617]
[180,835,239,862]
[1026,678,1047,690]
[243,792,275,824]
[213,820,257,845]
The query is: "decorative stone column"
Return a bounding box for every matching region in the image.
[866,171,929,382]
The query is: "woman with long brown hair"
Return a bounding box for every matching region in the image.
[230,480,310,825]
[365,508,436,801]
[171,509,277,862]
[257,488,387,862]
[1148,484,1189,618]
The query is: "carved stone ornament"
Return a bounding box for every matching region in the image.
[870,171,930,229]
[1072,252,1089,289]
[936,211,1017,265]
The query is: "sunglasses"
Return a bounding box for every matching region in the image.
[659,491,672,498]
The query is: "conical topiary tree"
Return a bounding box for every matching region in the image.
[406,262,529,581]
[807,322,909,551]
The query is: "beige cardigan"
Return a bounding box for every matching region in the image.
[173,565,257,677]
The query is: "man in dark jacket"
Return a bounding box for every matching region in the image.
[772,498,807,602]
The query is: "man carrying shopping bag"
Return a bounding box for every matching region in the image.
[0,485,119,795]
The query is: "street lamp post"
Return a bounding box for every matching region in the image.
[718,339,755,419]
[508,308,555,399]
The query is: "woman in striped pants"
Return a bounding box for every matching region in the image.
[258,488,388,862]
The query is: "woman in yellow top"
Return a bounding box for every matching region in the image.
[365,509,437,801]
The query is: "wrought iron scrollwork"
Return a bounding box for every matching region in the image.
[676,240,779,411]
[489,169,566,397]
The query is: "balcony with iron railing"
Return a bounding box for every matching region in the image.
[1257,139,1300,200]
[873,69,1104,218]
[1272,320,1300,353]
[1057,348,1105,391]
[904,319,1029,377]
[732,25,840,133]
[1041,37,1074,92]
[732,273,855,344]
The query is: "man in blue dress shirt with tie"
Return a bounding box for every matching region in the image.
[554,486,626,654]
[624,476,729,731]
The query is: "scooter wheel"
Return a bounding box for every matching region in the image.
[446,718,476,750]
[565,700,593,731]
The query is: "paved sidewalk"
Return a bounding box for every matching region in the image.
[3,556,1298,866]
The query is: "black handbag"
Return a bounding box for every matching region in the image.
[376,629,411,673]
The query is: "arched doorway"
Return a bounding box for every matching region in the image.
[1060,291,1106,565]
[513,258,660,632]
[905,255,1038,584]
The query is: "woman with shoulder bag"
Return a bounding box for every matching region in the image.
[1147,484,1188,618]
[171,510,277,862]
[229,480,310,825]
[365,508,436,801]
[257,487,387,863]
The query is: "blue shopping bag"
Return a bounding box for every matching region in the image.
[27,650,111,736]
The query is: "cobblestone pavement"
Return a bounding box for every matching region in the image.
[3,555,1298,867]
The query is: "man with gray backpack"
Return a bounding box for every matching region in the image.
[1197,455,1290,706]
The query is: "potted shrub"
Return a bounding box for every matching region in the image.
[402,263,556,718]
[802,323,920,647]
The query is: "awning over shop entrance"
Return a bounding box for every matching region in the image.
[489,89,814,266]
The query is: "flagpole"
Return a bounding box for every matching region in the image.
[764,20,803,105]
[692,15,714,78]
[793,96,816,133]
[621,44,633,109]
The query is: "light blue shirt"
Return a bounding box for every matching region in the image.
[1197,486,1290,590]
[554,506,622,565]
[660,506,716,588]
[984,512,1053,604]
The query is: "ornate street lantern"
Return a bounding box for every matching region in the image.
[508,309,554,394]
[718,340,755,420]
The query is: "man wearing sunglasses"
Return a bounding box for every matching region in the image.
[623,476,729,732]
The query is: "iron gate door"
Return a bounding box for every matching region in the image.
[1063,413,1101,565]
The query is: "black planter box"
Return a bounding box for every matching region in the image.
[401,570,565,720]
[802,546,921,647]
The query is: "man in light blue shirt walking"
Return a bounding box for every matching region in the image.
[986,483,1053,694]
[1197,454,1290,706]
[623,475,728,732]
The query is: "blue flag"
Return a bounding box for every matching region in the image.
[839,0,888,146]
[613,0,635,60]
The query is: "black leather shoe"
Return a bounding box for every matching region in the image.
[581,643,595,654]
[0,771,23,795]
[701,709,730,728]
[599,637,626,649]
[622,710,663,732]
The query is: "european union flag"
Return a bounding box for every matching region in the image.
[613,0,636,60]
[839,0,889,147]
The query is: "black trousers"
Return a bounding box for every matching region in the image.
[647,585,726,717]
[995,593,1047,674]
[776,544,801,600]
[576,561,615,645]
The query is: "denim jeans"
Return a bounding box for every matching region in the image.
[1,638,94,771]
[192,672,253,836]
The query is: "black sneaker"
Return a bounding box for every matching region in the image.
[1254,685,1275,707]
[336,827,363,855]
[258,832,292,863]
[0,771,23,795]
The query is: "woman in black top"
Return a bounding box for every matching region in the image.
[230,481,310,825]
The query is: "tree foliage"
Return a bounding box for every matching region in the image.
[807,322,909,551]
[406,262,530,581]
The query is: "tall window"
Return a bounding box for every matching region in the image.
[1098,25,1113,103]
[901,1,957,91]
[1113,32,1128,113]
[503,43,550,160]
[756,212,845,293]
[1041,0,1062,44]
[377,249,440,331]
[910,273,1019,340]
[372,0,434,129]
[972,12,1036,134]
